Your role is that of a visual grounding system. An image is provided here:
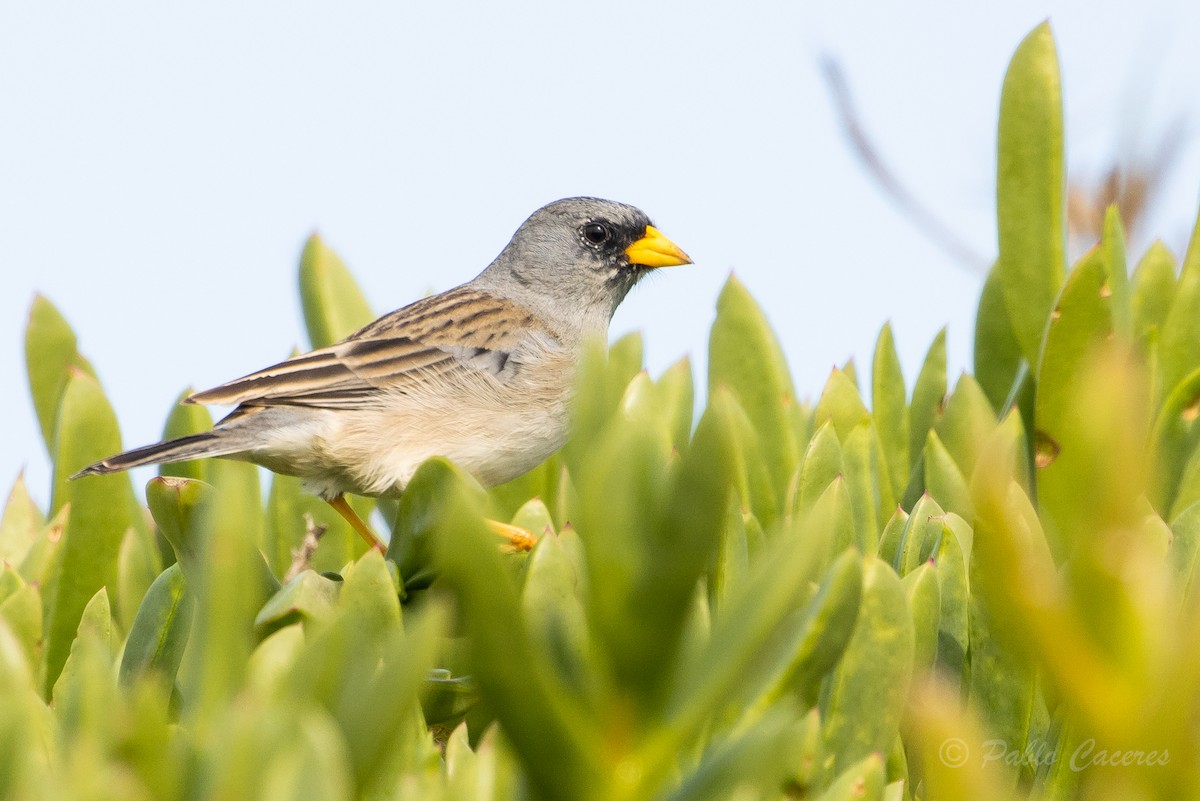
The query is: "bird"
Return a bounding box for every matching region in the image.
[73,197,691,553]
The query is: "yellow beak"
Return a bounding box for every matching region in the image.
[624,225,692,268]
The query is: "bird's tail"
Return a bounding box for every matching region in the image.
[71,433,245,479]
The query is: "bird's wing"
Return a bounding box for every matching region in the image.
[187,287,550,409]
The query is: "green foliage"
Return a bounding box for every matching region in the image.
[6,21,1200,801]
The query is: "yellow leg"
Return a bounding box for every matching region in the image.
[487,519,537,552]
[327,495,387,554]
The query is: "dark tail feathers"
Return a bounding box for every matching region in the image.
[71,433,238,479]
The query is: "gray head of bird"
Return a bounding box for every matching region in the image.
[475,197,691,334]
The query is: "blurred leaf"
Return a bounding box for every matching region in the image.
[427,457,605,800]
[909,329,948,481]
[116,522,163,633]
[821,556,914,780]
[933,523,970,687]
[924,430,974,520]
[873,323,910,498]
[814,368,871,441]
[44,369,137,695]
[0,575,41,671]
[1103,206,1132,342]
[52,588,114,706]
[843,422,889,551]
[816,753,886,801]
[996,22,1066,365]
[254,570,340,631]
[119,563,193,688]
[661,706,806,801]
[24,295,96,453]
[709,275,799,495]
[796,421,843,517]
[757,548,863,710]
[298,233,375,349]
[975,261,1027,415]
[1034,249,1115,558]
[935,374,997,478]
[0,475,44,568]
[522,532,590,695]
[1131,241,1177,357]
[903,562,941,673]
[876,506,908,567]
[1159,208,1200,399]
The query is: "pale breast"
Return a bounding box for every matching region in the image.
[307,331,576,498]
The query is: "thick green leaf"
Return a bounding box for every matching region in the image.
[924,430,974,520]
[974,261,1026,415]
[820,556,914,780]
[934,374,997,478]
[813,368,871,441]
[903,562,941,672]
[996,22,1066,365]
[44,370,136,695]
[1159,208,1200,398]
[873,323,910,498]
[426,458,605,800]
[1103,206,1132,342]
[24,295,96,453]
[816,753,886,801]
[1131,241,1178,351]
[298,233,375,349]
[0,576,41,672]
[933,523,970,687]
[708,275,799,493]
[756,548,863,710]
[118,563,193,688]
[795,420,843,517]
[0,475,44,568]
[909,329,948,477]
[1034,249,1114,556]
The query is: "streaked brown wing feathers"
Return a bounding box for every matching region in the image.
[186,288,547,409]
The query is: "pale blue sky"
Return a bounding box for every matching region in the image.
[4,1,1199,507]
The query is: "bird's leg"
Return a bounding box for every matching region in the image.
[327,495,387,554]
[487,519,538,552]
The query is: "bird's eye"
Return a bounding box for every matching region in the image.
[581,222,610,247]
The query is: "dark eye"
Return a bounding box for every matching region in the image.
[581,222,610,247]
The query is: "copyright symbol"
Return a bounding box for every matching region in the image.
[940,738,969,768]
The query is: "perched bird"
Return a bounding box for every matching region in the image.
[73,197,691,552]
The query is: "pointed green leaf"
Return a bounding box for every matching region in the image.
[996,22,1066,365]
[813,368,871,441]
[299,233,375,349]
[708,275,799,491]
[1035,249,1116,555]
[873,323,910,498]
[428,457,605,800]
[974,261,1027,415]
[934,374,997,478]
[119,563,193,688]
[1131,241,1177,353]
[24,295,96,452]
[44,369,136,694]
[1103,206,1132,341]
[933,523,970,686]
[924,430,974,519]
[0,475,44,567]
[796,421,843,517]
[903,562,941,672]
[1159,208,1200,397]
[821,556,914,780]
[0,577,41,671]
[910,329,948,474]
